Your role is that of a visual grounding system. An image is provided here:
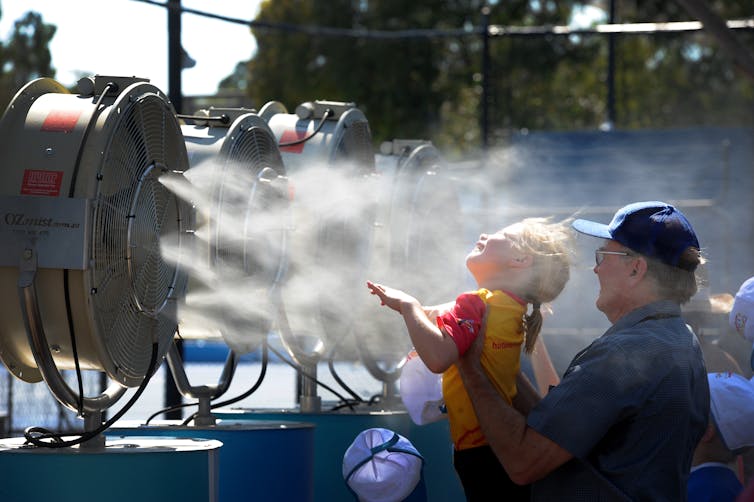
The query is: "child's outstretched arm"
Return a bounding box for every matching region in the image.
[366,281,459,373]
[423,302,455,320]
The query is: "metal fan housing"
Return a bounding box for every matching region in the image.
[0,76,190,386]
[179,108,289,354]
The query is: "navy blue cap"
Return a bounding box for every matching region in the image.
[572,201,700,270]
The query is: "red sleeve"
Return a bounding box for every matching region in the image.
[436,292,486,356]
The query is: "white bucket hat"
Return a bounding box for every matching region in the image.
[708,372,754,452]
[342,428,425,502]
[399,349,446,425]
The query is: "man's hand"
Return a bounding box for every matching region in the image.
[456,307,487,375]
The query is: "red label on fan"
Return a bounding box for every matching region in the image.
[279,130,306,153]
[41,109,81,133]
[21,170,64,196]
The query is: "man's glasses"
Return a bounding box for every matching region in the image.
[595,250,631,266]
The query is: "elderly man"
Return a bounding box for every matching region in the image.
[457,201,709,501]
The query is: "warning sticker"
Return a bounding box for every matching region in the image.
[21,170,64,196]
[41,109,82,133]
[279,130,307,154]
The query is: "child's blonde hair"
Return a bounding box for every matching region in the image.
[510,217,572,353]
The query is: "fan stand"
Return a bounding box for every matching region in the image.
[355,344,402,407]
[271,287,324,413]
[165,338,239,425]
[17,244,127,448]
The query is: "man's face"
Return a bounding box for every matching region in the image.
[593,240,635,321]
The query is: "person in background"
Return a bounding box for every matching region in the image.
[457,201,709,501]
[687,280,754,489]
[728,276,754,502]
[729,276,754,378]
[684,288,744,375]
[688,372,754,502]
[367,216,572,501]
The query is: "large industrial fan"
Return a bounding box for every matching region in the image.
[258,99,379,411]
[177,107,289,352]
[157,106,290,423]
[359,139,467,395]
[107,106,315,502]
[0,75,220,500]
[0,75,191,436]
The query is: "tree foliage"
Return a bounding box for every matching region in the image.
[0,10,56,112]
[246,0,495,157]
[241,0,753,157]
[1,1,751,157]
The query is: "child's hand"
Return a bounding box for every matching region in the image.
[366,281,417,314]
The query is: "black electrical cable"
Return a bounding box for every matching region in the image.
[175,113,230,125]
[208,341,269,410]
[144,399,194,426]
[64,272,86,417]
[327,356,364,404]
[265,344,357,410]
[277,108,333,147]
[63,81,117,417]
[23,343,160,448]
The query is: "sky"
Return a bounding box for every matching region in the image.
[0,0,262,96]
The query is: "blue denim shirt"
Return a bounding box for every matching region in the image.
[528,300,710,501]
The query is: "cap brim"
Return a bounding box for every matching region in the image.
[572,218,612,239]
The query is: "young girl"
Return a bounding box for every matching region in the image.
[367,217,572,501]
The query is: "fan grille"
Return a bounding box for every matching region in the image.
[336,119,375,173]
[211,125,288,352]
[91,92,188,384]
[216,125,286,276]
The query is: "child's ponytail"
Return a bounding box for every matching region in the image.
[523,301,542,354]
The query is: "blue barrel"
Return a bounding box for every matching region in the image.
[110,419,315,502]
[0,436,221,502]
[214,408,465,502]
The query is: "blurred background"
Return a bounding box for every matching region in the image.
[1,0,752,157]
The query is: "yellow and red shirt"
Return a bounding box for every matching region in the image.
[437,288,526,451]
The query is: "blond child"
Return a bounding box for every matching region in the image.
[367,217,571,501]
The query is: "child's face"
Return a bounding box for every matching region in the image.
[465,224,524,277]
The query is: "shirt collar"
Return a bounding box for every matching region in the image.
[604,300,682,337]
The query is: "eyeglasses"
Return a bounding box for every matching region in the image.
[595,250,631,266]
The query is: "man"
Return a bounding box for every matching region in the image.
[457,201,710,500]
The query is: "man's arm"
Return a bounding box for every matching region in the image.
[457,336,573,485]
[512,371,541,416]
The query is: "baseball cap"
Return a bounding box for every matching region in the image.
[572,201,700,270]
[343,428,426,502]
[729,276,754,371]
[707,372,754,452]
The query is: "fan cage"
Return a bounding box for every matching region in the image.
[211,124,289,353]
[334,117,376,174]
[90,89,190,386]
